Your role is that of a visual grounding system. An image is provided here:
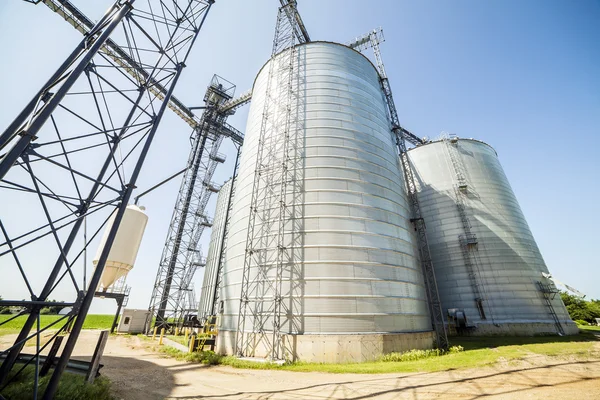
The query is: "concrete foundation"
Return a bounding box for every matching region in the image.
[448,321,579,337]
[217,330,435,363]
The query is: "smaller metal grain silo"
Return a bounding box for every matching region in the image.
[198,179,233,321]
[93,204,148,290]
[407,137,577,335]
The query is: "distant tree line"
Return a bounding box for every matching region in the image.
[0,296,10,314]
[561,291,600,325]
[0,296,64,315]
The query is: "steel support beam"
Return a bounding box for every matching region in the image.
[40,0,250,143]
[0,1,131,178]
[45,63,187,398]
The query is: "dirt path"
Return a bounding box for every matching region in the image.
[3,331,600,399]
[90,332,600,399]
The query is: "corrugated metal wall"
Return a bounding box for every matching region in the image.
[197,179,232,321]
[408,138,573,329]
[219,42,430,335]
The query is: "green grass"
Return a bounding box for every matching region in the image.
[158,346,221,364]
[166,335,188,346]
[579,325,600,332]
[0,314,114,336]
[154,332,599,374]
[0,365,113,400]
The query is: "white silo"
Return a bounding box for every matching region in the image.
[407,137,577,335]
[217,42,433,362]
[93,204,148,291]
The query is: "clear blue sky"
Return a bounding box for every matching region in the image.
[0,0,598,314]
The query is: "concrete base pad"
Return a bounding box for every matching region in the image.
[450,321,580,336]
[217,330,435,363]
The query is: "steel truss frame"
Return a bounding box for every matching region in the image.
[0,0,213,397]
[349,28,449,350]
[148,75,246,332]
[36,0,251,337]
[236,1,307,360]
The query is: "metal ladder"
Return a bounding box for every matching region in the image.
[537,281,565,335]
[196,320,219,351]
[443,135,487,320]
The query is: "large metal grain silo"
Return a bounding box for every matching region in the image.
[407,137,577,335]
[198,179,233,322]
[217,42,433,362]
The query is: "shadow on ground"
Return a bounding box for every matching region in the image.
[166,359,600,400]
[101,355,208,400]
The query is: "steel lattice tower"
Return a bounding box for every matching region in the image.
[236,1,309,360]
[0,0,214,397]
[148,75,246,332]
[27,0,250,337]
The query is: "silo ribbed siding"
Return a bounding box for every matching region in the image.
[198,179,232,320]
[408,139,575,332]
[219,42,431,335]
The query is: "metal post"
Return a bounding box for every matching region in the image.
[350,27,449,350]
[85,330,109,383]
[0,5,135,373]
[0,0,215,393]
[40,336,63,377]
[111,296,124,334]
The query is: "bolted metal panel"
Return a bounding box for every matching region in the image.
[407,138,573,330]
[220,42,430,336]
[197,179,233,321]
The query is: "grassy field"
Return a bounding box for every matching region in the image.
[153,330,599,374]
[0,314,114,336]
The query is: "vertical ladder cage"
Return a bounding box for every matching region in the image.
[442,135,488,321]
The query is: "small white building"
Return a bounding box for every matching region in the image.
[117,309,149,334]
